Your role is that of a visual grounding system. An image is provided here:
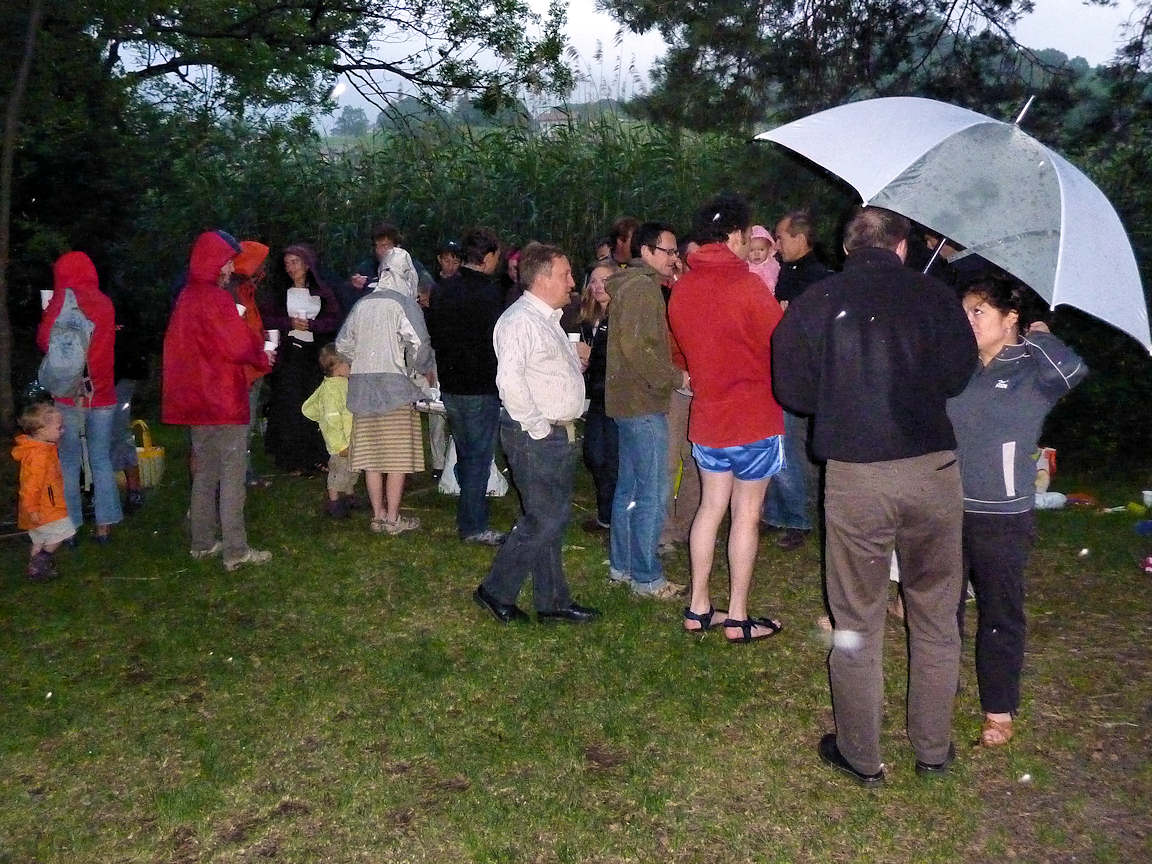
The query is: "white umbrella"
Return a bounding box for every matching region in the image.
[755,96,1150,352]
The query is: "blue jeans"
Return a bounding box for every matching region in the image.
[610,413,669,585]
[482,417,575,612]
[582,409,618,525]
[761,410,813,530]
[58,403,123,528]
[443,393,501,537]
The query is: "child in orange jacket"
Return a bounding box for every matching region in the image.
[11,402,75,581]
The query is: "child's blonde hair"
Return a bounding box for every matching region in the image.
[318,343,351,375]
[18,401,60,435]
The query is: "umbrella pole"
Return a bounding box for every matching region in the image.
[923,241,945,274]
[1014,95,1035,126]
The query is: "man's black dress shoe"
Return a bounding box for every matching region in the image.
[915,742,956,777]
[473,585,528,624]
[818,733,885,787]
[537,603,601,623]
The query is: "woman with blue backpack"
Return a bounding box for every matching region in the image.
[36,251,122,543]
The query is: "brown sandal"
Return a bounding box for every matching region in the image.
[980,716,1014,746]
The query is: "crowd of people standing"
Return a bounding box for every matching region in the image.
[15,194,1086,785]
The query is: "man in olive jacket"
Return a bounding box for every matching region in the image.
[604,221,689,599]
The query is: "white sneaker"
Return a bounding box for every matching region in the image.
[463,529,506,546]
[631,579,686,600]
[190,541,223,560]
[223,548,273,572]
[607,566,632,585]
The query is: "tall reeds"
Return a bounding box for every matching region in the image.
[125,114,851,305]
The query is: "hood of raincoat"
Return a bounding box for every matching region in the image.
[52,251,99,297]
[187,230,242,290]
[11,433,53,464]
[685,241,749,274]
[234,241,270,277]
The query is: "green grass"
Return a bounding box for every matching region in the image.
[1,425,1150,862]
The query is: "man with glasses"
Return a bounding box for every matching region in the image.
[604,222,689,599]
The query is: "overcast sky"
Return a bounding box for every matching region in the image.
[329,0,1140,119]
[557,0,1139,83]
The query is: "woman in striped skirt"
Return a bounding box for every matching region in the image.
[335,261,436,534]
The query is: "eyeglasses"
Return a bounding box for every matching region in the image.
[649,245,680,257]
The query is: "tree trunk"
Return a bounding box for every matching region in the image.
[0,0,46,432]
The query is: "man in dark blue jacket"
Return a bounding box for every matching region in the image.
[773,206,977,786]
[425,228,506,546]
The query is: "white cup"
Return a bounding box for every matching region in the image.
[567,332,581,343]
[265,329,280,348]
[40,289,53,310]
[1142,491,1152,508]
[236,303,246,317]
[263,341,277,353]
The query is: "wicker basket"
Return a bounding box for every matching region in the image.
[133,419,165,488]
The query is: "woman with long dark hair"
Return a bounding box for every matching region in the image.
[260,244,341,474]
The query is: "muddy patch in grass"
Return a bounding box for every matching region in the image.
[584,744,627,770]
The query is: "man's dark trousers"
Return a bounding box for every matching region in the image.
[482,416,575,613]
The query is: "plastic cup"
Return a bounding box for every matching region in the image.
[567,332,581,343]
[265,329,280,348]
[40,289,53,310]
[1143,491,1152,508]
[263,341,277,353]
[236,303,246,317]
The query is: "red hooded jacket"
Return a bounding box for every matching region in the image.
[36,252,116,408]
[232,240,270,387]
[667,242,785,448]
[162,231,269,425]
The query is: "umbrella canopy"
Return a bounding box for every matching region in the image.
[755,96,1150,352]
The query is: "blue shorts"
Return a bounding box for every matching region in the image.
[692,435,785,482]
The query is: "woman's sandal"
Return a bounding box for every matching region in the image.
[722,616,783,644]
[980,716,1014,747]
[683,606,726,633]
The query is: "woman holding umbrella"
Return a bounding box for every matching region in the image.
[947,276,1086,746]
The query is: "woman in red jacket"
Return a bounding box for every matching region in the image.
[36,251,121,542]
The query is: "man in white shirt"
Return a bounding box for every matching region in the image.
[474,243,600,624]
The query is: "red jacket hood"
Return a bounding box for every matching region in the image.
[685,242,748,273]
[187,231,241,290]
[234,241,270,277]
[53,252,99,297]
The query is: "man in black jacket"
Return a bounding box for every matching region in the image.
[773,211,831,310]
[425,228,506,546]
[772,207,977,786]
[763,210,831,551]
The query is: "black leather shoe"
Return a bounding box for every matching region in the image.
[537,603,601,623]
[915,742,956,777]
[473,585,528,624]
[818,734,885,787]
